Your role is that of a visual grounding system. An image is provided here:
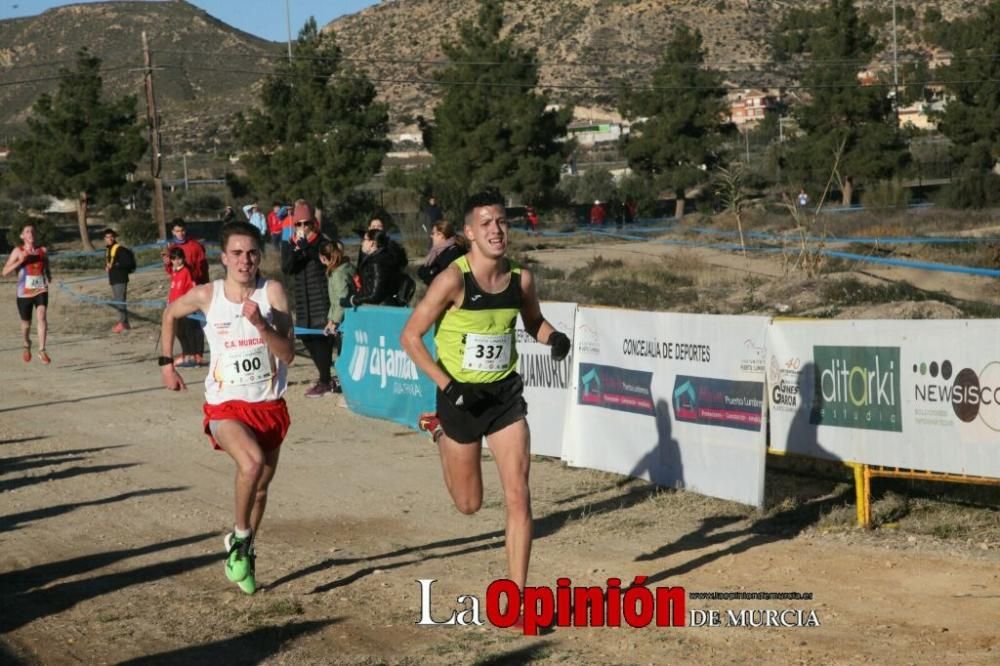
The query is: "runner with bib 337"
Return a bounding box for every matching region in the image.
[400,189,570,624]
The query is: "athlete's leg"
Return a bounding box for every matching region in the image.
[485,418,532,590]
[249,446,280,535]
[36,304,48,352]
[19,317,30,349]
[437,434,484,515]
[213,419,267,531]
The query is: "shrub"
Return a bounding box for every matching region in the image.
[860,179,911,210]
[935,171,1000,209]
[117,211,159,245]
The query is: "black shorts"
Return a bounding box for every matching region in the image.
[16,293,48,322]
[436,372,528,444]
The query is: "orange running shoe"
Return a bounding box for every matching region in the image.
[38,349,51,365]
[22,346,30,363]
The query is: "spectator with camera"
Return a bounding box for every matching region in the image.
[281,200,336,398]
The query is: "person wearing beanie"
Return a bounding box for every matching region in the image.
[281,200,336,398]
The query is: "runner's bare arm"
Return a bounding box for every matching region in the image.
[401,264,462,390]
[519,268,557,344]
[258,280,294,365]
[2,248,24,277]
[160,283,212,390]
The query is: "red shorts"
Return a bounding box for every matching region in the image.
[202,399,290,452]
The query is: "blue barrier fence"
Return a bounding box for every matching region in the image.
[335,306,435,430]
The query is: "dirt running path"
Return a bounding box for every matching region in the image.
[1,269,998,665]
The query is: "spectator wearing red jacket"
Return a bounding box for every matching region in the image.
[162,218,209,285]
[589,200,606,226]
[167,247,201,367]
[267,201,284,251]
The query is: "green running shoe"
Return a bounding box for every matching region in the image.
[224,533,252,583]
[236,553,256,595]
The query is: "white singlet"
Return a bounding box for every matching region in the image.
[202,278,288,405]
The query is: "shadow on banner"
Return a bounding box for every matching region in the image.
[335,305,436,430]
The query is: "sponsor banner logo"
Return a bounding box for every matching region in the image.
[575,323,601,356]
[672,375,764,431]
[518,353,571,389]
[578,363,655,415]
[348,330,422,393]
[621,337,711,363]
[912,359,1000,431]
[740,339,766,374]
[809,346,901,432]
[768,355,803,413]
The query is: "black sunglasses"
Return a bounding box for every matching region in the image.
[294,221,309,227]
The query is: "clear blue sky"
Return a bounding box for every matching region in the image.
[0,1,379,42]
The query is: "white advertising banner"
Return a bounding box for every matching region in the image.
[768,319,1000,478]
[562,307,769,507]
[517,302,577,458]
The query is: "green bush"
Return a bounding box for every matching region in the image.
[861,179,911,210]
[936,172,1000,209]
[174,191,225,218]
[116,212,159,245]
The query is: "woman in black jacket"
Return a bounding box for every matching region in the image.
[281,201,336,397]
[417,219,467,286]
[352,230,403,307]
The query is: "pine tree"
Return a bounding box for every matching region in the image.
[421,0,573,212]
[235,18,389,215]
[934,2,1000,171]
[619,25,731,219]
[10,49,146,250]
[775,0,908,205]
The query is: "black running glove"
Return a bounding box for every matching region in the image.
[549,331,571,362]
[443,381,488,410]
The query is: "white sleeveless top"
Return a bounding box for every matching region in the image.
[203,278,288,405]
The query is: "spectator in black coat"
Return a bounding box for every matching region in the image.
[357,215,409,275]
[281,200,335,398]
[352,230,404,307]
[417,219,467,286]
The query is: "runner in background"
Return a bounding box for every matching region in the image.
[3,221,52,364]
[400,189,571,617]
[159,221,294,595]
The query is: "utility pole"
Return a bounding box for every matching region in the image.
[142,31,167,240]
[285,0,293,63]
[892,0,900,127]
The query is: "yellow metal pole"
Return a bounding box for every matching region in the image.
[853,463,868,528]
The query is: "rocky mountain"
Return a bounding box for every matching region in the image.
[327,0,979,127]
[0,0,280,150]
[0,0,984,151]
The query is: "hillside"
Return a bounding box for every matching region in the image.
[0,0,280,150]
[0,0,984,153]
[327,0,978,126]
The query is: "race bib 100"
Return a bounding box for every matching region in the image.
[220,345,272,386]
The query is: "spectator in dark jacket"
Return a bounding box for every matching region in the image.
[352,230,404,307]
[417,219,467,286]
[103,228,132,333]
[281,200,335,398]
[357,215,409,275]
